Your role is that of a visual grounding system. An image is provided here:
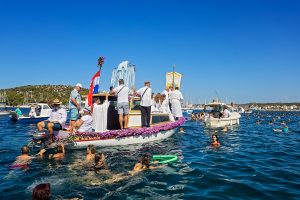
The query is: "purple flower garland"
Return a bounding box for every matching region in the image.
[73,117,185,141]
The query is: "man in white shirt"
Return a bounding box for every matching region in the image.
[137,81,152,127]
[37,99,67,144]
[76,106,93,132]
[110,79,130,129]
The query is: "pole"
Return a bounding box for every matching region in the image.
[172,64,176,89]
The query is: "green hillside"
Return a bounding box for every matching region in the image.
[0,85,89,106]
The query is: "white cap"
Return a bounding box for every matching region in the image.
[76,83,83,88]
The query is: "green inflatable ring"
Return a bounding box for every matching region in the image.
[151,155,178,164]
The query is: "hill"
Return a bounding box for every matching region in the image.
[0,85,89,106]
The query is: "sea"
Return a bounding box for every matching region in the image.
[0,109,299,200]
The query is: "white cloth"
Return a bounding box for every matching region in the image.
[171,90,184,118]
[137,86,152,107]
[113,84,130,104]
[161,99,170,113]
[77,115,93,132]
[161,90,169,101]
[48,107,67,126]
[151,101,161,112]
[92,101,109,132]
[223,109,231,118]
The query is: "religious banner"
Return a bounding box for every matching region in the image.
[165,72,182,89]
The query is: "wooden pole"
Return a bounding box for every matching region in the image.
[173,64,176,89]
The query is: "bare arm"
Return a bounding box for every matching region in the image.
[75,119,84,128]
[71,98,80,110]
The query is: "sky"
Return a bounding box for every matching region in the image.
[0,0,299,103]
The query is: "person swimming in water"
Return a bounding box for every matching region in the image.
[93,152,108,171]
[222,126,228,132]
[48,144,65,160]
[12,145,46,168]
[211,134,220,147]
[86,145,96,162]
[130,155,163,175]
[179,127,185,133]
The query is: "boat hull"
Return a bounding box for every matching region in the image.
[204,112,241,128]
[72,129,176,148]
[10,116,49,124]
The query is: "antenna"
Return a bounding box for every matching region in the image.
[214,90,220,102]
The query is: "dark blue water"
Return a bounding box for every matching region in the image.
[0,111,300,199]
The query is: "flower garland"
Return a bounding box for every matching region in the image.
[72,117,185,142]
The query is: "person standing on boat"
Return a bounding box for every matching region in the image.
[137,81,152,127]
[15,106,22,117]
[69,83,82,132]
[171,87,184,120]
[110,79,130,129]
[37,99,67,144]
[222,106,231,118]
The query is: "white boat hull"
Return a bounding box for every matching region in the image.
[204,113,241,128]
[72,129,176,148]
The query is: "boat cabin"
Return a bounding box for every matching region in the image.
[91,94,171,130]
[204,102,227,118]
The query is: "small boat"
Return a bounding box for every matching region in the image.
[0,110,10,116]
[10,103,51,124]
[203,101,241,128]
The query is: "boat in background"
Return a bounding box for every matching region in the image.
[10,103,51,123]
[203,101,241,128]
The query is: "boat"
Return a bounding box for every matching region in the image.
[30,95,184,149]
[0,91,11,116]
[10,103,52,123]
[203,101,241,128]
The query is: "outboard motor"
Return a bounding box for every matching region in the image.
[10,112,18,123]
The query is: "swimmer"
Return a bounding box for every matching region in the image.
[130,155,163,175]
[32,183,50,200]
[86,145,96,162]
[49,144,65,160]
[94,152,108,171]
[211,134,220,147]
[179,127,185,133]
[256,120,261,124]
[222,126,228,132]
[269,120,273,125]
[14,145,46,164]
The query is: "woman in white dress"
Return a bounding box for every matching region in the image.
[171,87,184,119]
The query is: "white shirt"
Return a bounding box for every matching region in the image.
[223,109,231,118]
[78,114,93,132]
[137,86,152,107]
[113,84,130,104]
[171,90,183,101]
[48,107,67,126]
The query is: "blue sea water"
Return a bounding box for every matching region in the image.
[0,111,300,199]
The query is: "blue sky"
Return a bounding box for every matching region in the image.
[0,0,299,103]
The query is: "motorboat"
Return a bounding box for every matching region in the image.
[10,103,52,123]
[203,101,241,128]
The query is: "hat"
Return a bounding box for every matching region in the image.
[83,106,91,112]
[76,83,83,88]
[53,99,62,105]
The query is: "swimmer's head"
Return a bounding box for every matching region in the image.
[56,145,63,154]
[87,145,96,154]
[32,183,51,200]
[139,155,150,168]
[179,127,184,132]
[95,152,105,165]
[21,145,30,155]
[212,134,219,142]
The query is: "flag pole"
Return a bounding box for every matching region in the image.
[173,64,176,89]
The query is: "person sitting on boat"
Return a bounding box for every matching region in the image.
[49,144,65,160]
[69,83,83,133]
[110,79,130,129]
[75,106,93,132]
[35,105,41,116]
[29,105,37,117]
[86,145,96,162]
[222,106,231,118]
[92,93,109,132]
[15,106,22,117]
[136,81,152,127]
[211,134,220,147]
[37,99,67,144]
[151,93,162,112]
[171,87,184,120]
[12,145,46,167]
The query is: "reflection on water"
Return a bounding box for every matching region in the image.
[0,111,300,199]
